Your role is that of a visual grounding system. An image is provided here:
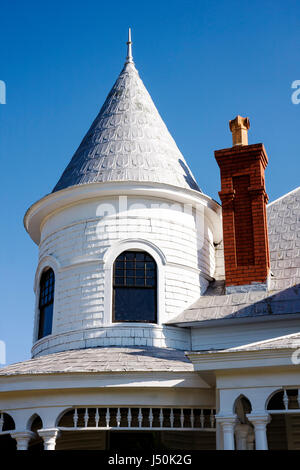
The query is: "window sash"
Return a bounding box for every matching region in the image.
[113,251,157,323]
[38,269,55,339]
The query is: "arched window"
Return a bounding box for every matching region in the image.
[38,268,55,339]
[113,251,157,323]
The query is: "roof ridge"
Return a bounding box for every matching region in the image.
[267,185,300,207]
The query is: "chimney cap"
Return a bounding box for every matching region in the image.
[229,115,250,146]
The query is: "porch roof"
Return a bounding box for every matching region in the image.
[0,346,194,376]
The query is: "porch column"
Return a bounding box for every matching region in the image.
[215,415,237,450]
[247,429,255,450]
[38,428,60,450]
[235,423,251,450]
[246,413,270,450]
[10,431,36,450]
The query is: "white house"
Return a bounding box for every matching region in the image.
[0,31,299,451]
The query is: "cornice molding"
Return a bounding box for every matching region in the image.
[187,348,298,371]
[24,182,221,245]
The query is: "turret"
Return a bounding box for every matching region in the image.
[24,31,221,357]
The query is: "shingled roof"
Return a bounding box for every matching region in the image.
[168,186,300,325]
[52,41,200,193]
[0,347,193,376]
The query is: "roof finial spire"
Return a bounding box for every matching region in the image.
[126,27,134,64]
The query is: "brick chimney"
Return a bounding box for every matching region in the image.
[215,116,270,293]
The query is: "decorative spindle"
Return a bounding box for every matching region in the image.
[190,409,194,428]
[159,408,164,428]
[106,408,110,428]
[73,409,78,428]
[117,408,121,427]
[149,408,153,428]
[95,408,100,427]
[170,409,174,428]
[180,409,184,428]
[84,408,89,427]
[283,389,289,410]
[127,408,132,428]
[0,413,3,432]
[210,409,215,428]
[125,28,134,64]
[200,409,205,428]
[138,408,143,428]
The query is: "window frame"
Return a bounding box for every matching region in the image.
[112,250,157,324]
[38,268,55,339]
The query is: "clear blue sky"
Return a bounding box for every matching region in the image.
[1,0,299,365]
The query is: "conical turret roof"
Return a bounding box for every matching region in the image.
[53,31,201,193]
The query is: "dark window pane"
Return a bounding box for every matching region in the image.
[38,269,55,339]
[146,262,155,270]
[38,303,53,339]
[146,268,155,275]
[115,269,124,277]
[113,251,157,323]
[126,269,135,277]
[114,277,123,286]
[114,288,156,322]
[136,269,145,278]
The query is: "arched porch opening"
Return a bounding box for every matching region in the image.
[267,388,300,450]
[0,413,16,450]
[234,395,252,422]
[233,396,254,450]
[27,415,44,451]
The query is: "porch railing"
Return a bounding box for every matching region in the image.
[58,407,217,431]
